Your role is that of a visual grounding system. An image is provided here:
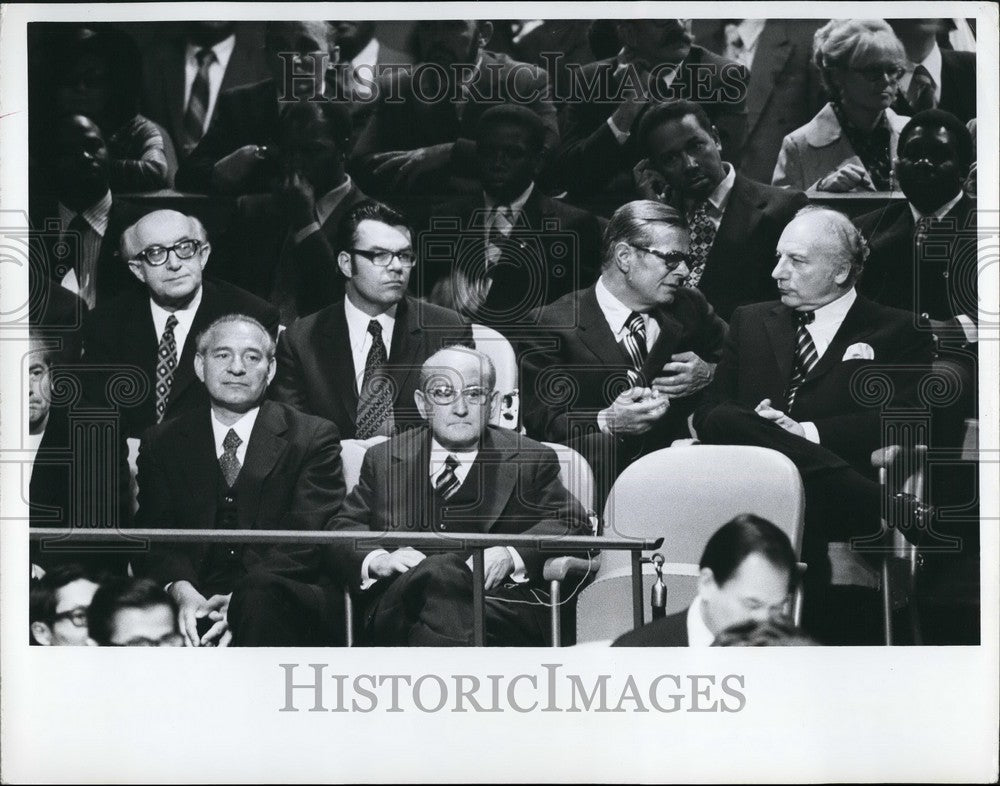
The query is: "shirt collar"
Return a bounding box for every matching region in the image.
[687,599,717,647]
[314,175,354,227]
[429,437,479,476]
[689,161,736,216]
[210,405,259,454]
[907,41,943,86]
[58,190,112,237]
[344,292,397,332]
[186,33,236,71]
[149,284,203,329]
[909,190,964,223]
[351,37,379,70]
[595,275,648,336]
[805,287,857,327]
[484,181,534,216]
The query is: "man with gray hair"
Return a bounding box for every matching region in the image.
[134,314,346,646]
[693,206,935,642]
[521,199,727,504]
[82,208,278,438]
[326,345,591,646]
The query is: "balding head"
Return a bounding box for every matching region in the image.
[122,210,210,310]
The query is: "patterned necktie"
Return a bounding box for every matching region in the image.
[907,64,936,112]
[154,314,179,423]
[622,311,648,385]
[219,428,242,487]
[785,310,818,411]
[434,454,461,499]
[485,205,512,269]
[686,202,717,288]
[355,319,394,438]
[182,48,216,152]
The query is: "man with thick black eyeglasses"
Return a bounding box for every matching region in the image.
[271,200,472,440]
[522,199,727,506]
[82,209,278,438]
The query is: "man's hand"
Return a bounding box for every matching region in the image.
[368,547,427,579]
[601,387,669,435]
[633,158,669,201]
[275,171,317,232]
[368,144,452,190]
[815,162,871,192]
[652,352,715,398]
[480,547,515,592]
[168,580,210,647]
[755,399,805,437]
[199,593,233,648]
[211,144,266,193]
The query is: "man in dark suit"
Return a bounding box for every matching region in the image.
[614,514,797,646]
[82,209,279,439]
[417,105,602,330]
[521,200,727,504]
[326,345,592,645]
[693,208,935,604]
[555,19,748,210]
[690,19,827,183]
[214,101,367,322]
[635,100,808,321]
[175,21,338,194]
[888,19,976,123]
[31,114,145,310]
[141,22,271,157]
[350,20,558,201]
[135,315,346,646]
[270,200,472,439]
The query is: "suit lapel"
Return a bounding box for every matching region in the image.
[701,176,764,292]
[746,23,792,132]
[390,428,430,530]
[641,308,685,380]
[763,303,797,385]
[321,303,359,423]
[237,401,287,525]
[474,429,519,531]
[387,297,424,410]
[177,412,221,530]
[576,286,633,366]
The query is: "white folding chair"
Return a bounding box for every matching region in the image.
[575,445,806,644]
[471,323,519,430]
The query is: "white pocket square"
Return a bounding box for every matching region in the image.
[842,342,874,361]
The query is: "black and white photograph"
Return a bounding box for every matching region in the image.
[1,3,996,782]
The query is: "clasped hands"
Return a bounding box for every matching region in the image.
[169,580,232,647]
[368,546,514,591]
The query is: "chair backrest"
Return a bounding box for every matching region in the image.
[340,436,390,491]
[542,441,597,528]
[471,323,519,430]
[576,445,805,642]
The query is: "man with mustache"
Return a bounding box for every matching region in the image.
[556,19,748,210]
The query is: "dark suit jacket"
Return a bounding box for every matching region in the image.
[612,608,689,646]
[270,295,473,439]
[855,195,977,331]
[30,197,146,309]
[82,278,280,439]
[693,174,808,321]
[29,405,132,577]
[351,50,558,198]
[134,400,345,596]
[326,425,592,590]
[691,20,827,183]
[416,189,603,327]
[522,285,728,446]
[175,78,279,193]
[215,180,369,319]
[695,296,935,469]
[141,27,271,156]
[554,47,749,204]
[28,281,87,363]
[891,49,976,123]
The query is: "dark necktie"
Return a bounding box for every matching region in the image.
[219,428,242,487]
[907,64,935,112]
[434,454,461,499]
[622,311,648,385]
[65,214,97,308]
[485,205,512,269]
[154,314,179,423]
[686,201,717,288]
[182,48,216,152]
[785,310,818,411]
[355,319,394,439]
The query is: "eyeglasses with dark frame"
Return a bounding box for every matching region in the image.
[629,244,690,272]
[349,248,417,268]
[848,64,906,84]
[424,385,494,406]
[132,239,204,267]
[51,607,89,628]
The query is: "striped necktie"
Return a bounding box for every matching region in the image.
[182,48,216,153]
[154,314,179,423]
[622,311,648,385]
[434,454,461,499]
[785,310,818,411]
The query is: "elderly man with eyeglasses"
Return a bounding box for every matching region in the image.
[325,345,592,646]
[81,209,278,439]
[270,200,472,440]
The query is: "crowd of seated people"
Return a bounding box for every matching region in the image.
[24,17,980,648]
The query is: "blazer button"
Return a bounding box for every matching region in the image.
[227,548,237,557]
[224,496,235,504]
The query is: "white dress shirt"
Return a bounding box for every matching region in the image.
[344,295,396,395]
[209,405,259,467]
[595,276,661,350]
[183,34,237,135]
[149,285,203,358]
[899,42,943,106]
[57,190,113,309]
[686,598,716,647]
[687,162,737,232]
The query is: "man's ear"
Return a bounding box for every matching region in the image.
[127,260,146,284]
[488,389,501,423]
[414,388,431,420]
[614,241,632,273]
[833,260,852,286]
[266,357,277,386]
[476,21,493,48]
[194,353,206,384]
[337,250,353,280]
[198,241,211,271]
[711,125,723,150]
[697,566,717,596]
[30,621,53,646]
